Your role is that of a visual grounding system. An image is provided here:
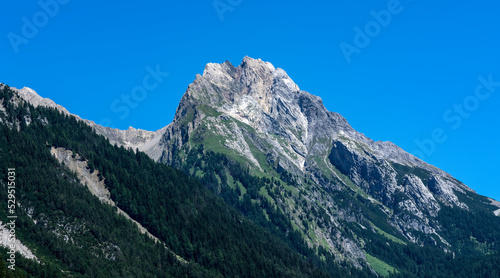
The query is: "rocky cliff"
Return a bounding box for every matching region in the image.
[11,58,500,272]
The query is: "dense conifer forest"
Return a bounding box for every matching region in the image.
[0,86,333,277]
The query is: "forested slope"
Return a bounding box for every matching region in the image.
[0,85,335,277]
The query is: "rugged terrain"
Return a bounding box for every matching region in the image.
[1,83,336,277]
[126,57,500,263]
[4,57,500,277]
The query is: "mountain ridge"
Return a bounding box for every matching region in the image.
[1,83,337,277]
[9,85,168,157]
[6,63,474,185]
[5,57,500,276]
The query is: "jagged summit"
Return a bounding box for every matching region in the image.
[153,57,492,249]
[166,58,441,171]
[198,57,299,112]
[8,57,467,197]
[4,58,474,192]
[5,58,500,271]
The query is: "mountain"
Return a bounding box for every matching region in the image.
[147,56,500,253]
[127,57,500,275]
[0,84,345,277]
[13,86,167,155]
[5,57,500,277]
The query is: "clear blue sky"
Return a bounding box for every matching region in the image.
[2,0,500,201]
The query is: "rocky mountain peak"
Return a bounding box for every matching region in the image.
[157,58,494,240]
[6,58,492,226]
[193,57,300,115]
[15,86,71,115]
[174,57,318,171]
[5,58,500,274]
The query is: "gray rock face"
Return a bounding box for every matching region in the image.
[12,86,166,159]
[7,57,498,267]
[153,57,473,203]
[148,57,486,254]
